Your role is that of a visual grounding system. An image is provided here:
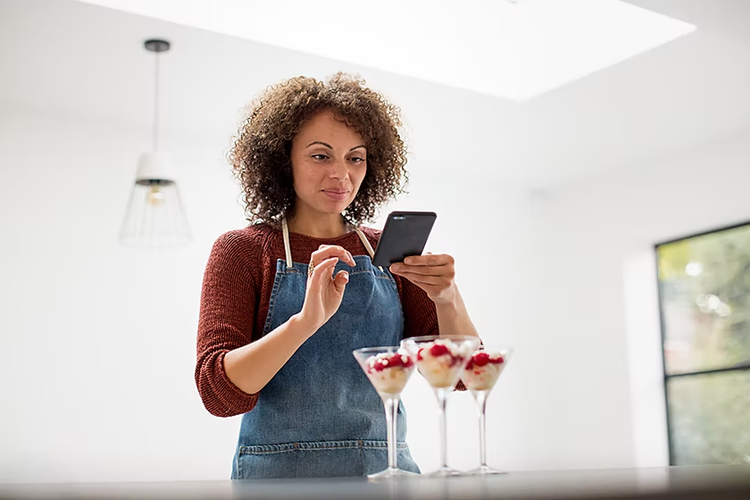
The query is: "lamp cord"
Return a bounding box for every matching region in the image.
[153,51,160,152]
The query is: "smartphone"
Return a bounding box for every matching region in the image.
[372,211,437,267]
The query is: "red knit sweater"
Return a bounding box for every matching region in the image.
[195,223,440,418]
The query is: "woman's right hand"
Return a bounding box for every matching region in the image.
[297,245,356,333]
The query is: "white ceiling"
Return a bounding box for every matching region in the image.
[74,0,697,102]
[1,0,749,190]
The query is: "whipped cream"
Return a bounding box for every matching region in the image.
[461,352,506,391]
[365,352,414,395]
[415,339,473,388]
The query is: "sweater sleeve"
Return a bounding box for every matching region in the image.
[195,231,260,417]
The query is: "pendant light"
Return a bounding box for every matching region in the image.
[119,39,191,247]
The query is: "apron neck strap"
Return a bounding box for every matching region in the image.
[281,218,293,267]
[351,226,375,259]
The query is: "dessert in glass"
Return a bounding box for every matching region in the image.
[460,346,513,475]
[400,335,481,477]
[353,346,419,479]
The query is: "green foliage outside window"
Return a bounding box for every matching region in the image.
[656,223,750,465]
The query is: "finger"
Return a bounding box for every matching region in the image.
[393,273,443,298]
[391,271,450,287]
[309,257,339,284]
[403,254,453,266]
[316,244,347,254]
[333,270,349,293]
[391,264,452,277]
[311,246,356,266]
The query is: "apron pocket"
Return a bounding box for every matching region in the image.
[237,440,364,479]
[235,440,416,479]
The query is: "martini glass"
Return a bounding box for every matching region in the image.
[400,335,481,477]
[353,346,419,479]
[460,346,513,475]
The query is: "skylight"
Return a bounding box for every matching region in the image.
[77,0,696,101]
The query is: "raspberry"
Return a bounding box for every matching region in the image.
[472,352,491,367]
[429,343,450,357]
[490,354,505,364]
[370,358,386,372]
[386,353,407,368]
[369,353,413,372]
[397,354,414,368]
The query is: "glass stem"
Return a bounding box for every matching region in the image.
[475,390,489,467]
[436,388,449,468]
[383,395,399,470]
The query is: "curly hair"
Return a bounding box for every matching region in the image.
[228,72,408,226]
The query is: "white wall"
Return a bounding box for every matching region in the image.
[0,101,542,482]
[0,103,245,482]
[537,127,750,469]
[388,180,548,473]
[3,91,749,483]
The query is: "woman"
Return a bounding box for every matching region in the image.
[195,73,479,479]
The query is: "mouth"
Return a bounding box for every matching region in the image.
[322,189,350,201]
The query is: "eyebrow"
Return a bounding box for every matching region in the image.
[306,141,367,152]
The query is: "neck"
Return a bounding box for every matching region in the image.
[287,210,350,238]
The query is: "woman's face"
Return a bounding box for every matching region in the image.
[290,110,367,218]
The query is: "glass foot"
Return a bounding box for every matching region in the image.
[465,465,507,475]
[427,466,463,478]
[367,467,420,480]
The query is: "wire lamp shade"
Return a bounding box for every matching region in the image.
[120,152,191,247]
[119,39,191,248]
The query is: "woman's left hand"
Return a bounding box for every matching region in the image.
[389,253,457,305]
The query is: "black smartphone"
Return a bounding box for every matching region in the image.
[372,211,437,267]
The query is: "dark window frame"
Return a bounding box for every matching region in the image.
[654,220,750,465]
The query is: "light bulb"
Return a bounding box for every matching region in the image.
[148,185,165,206]
[120,179,191,247]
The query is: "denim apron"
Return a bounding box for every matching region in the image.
[231,219,420,479]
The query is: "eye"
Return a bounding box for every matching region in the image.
[311,154,329,161]
[350,156,366,164]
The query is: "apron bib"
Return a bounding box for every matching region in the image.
[231,220,420,479]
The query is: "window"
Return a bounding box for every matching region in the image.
[656,222,750,465]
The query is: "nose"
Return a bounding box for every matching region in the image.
[328,157,349,180]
